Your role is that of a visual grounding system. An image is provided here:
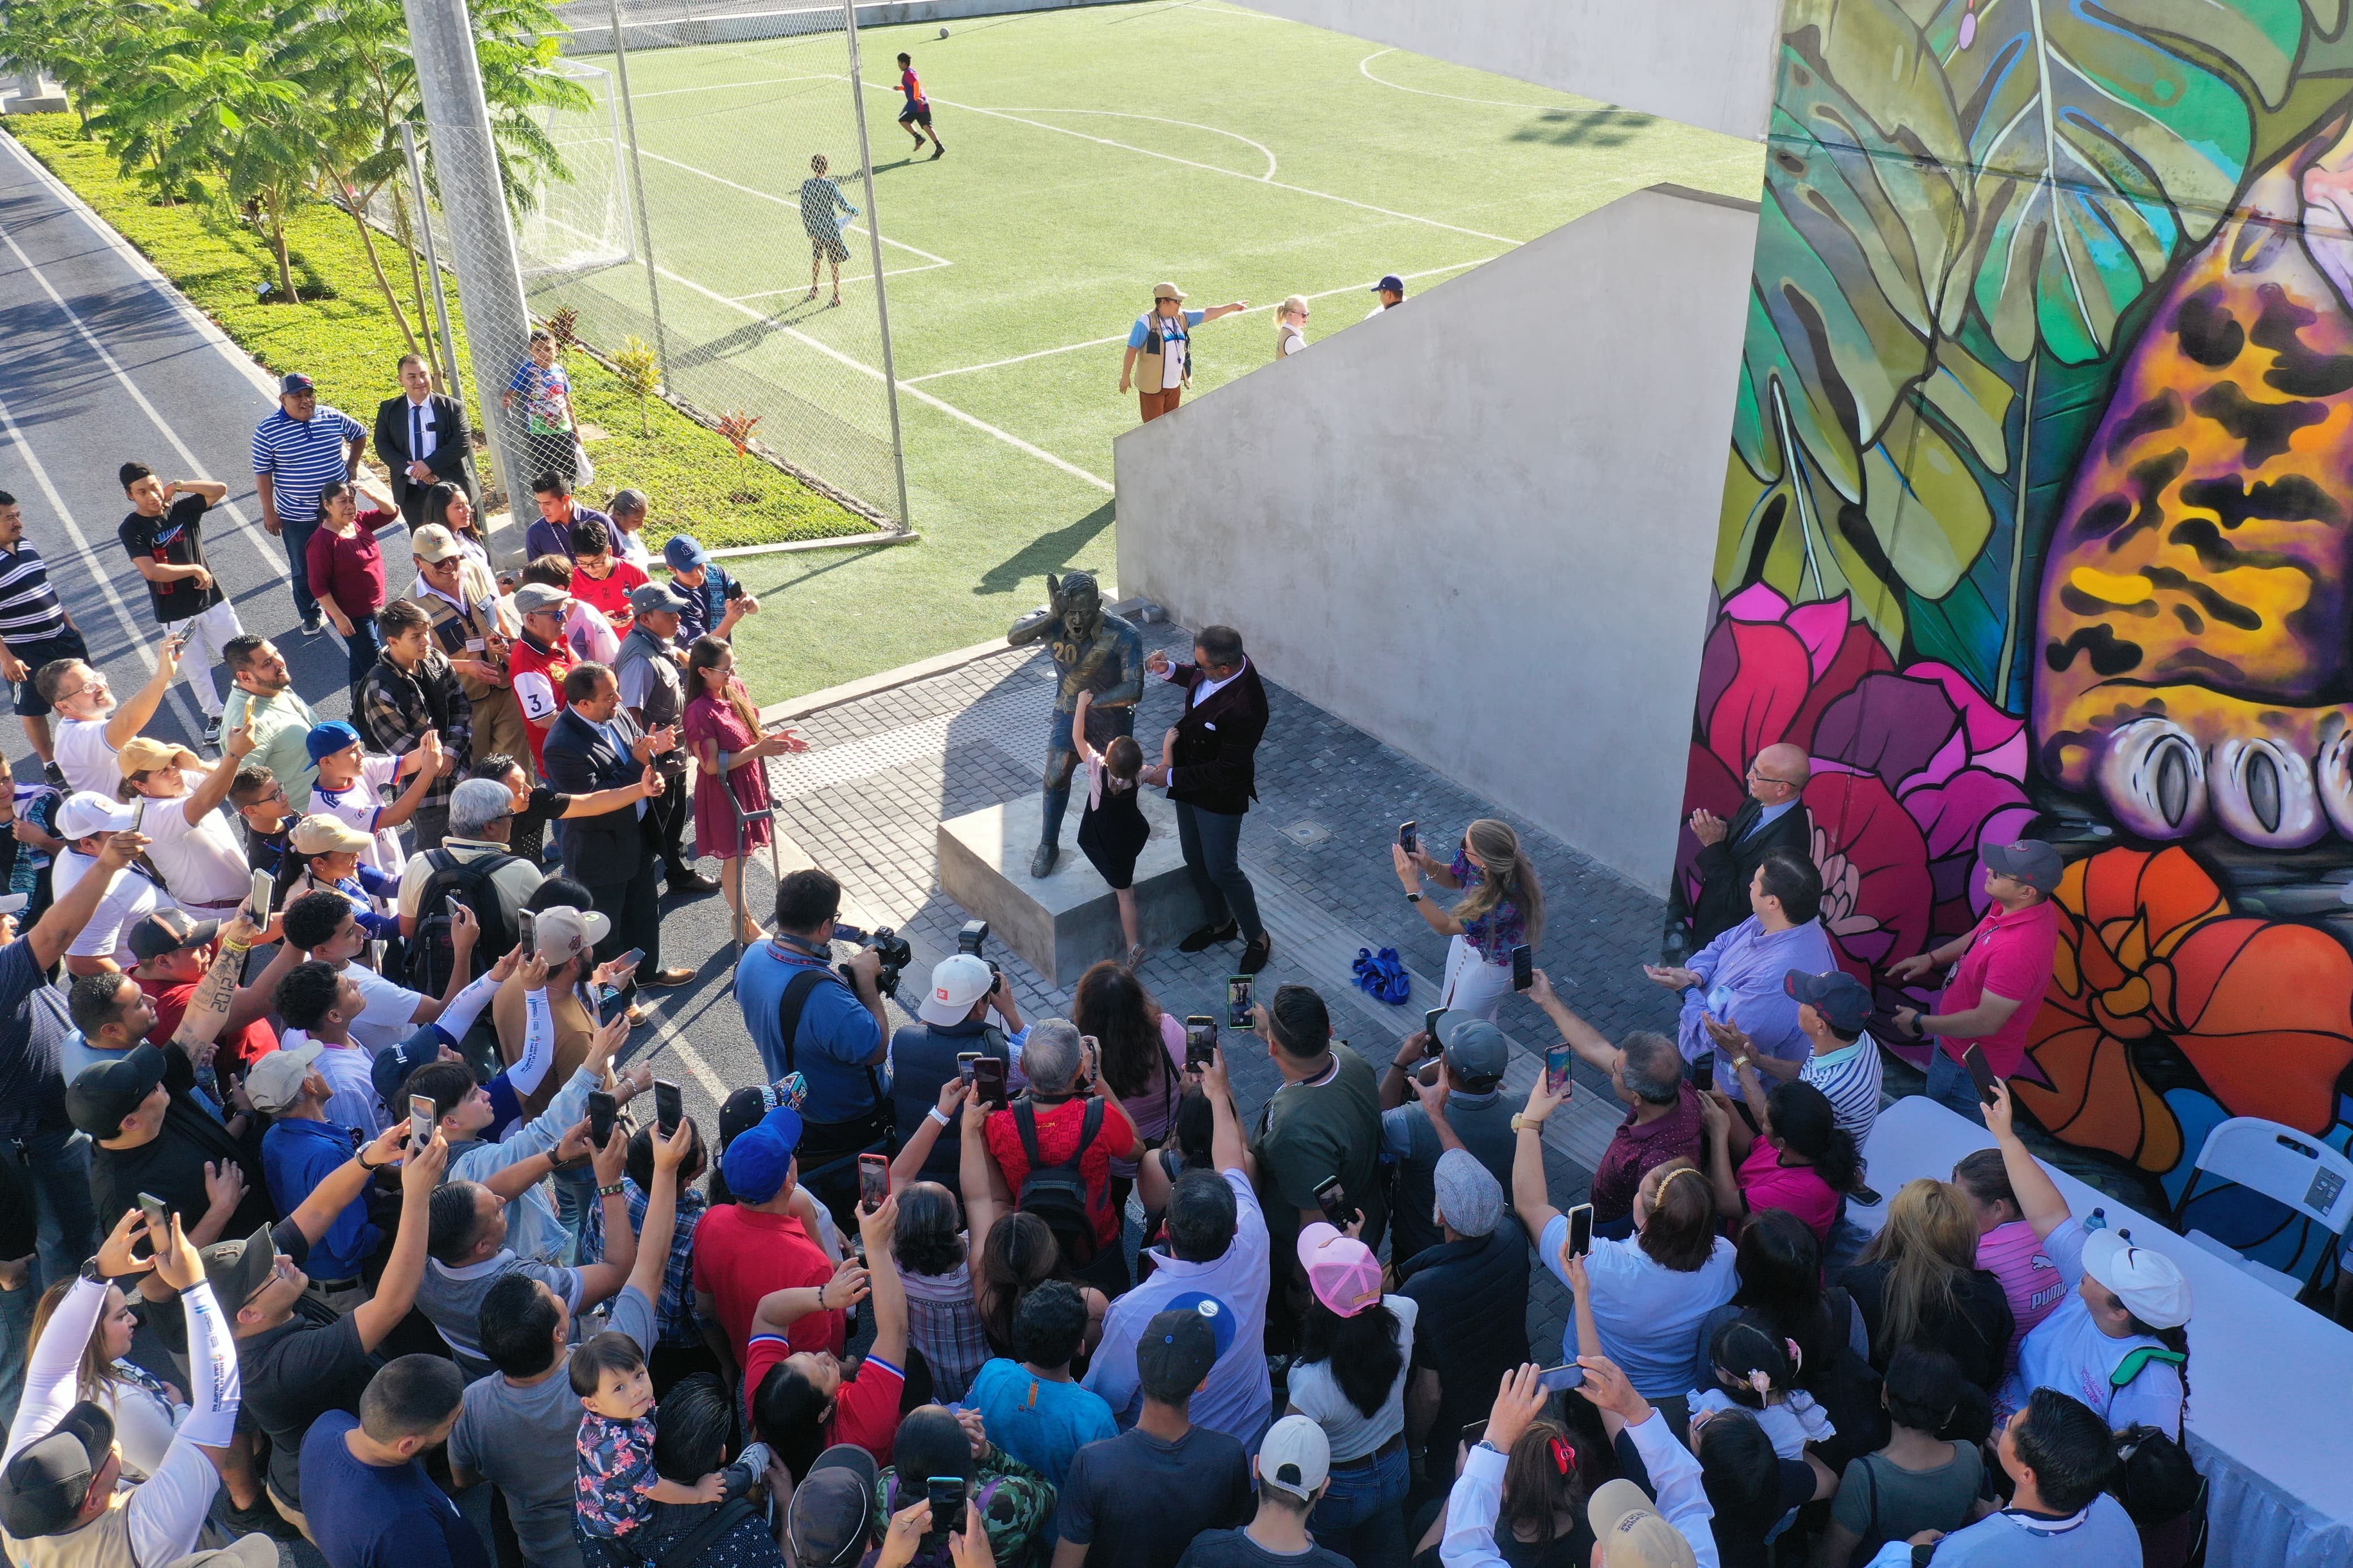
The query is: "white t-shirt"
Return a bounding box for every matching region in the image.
[315,960,429,1055]
[137,787,251,906]
[1286,1294,1417,1461]
[54,715,120,797]
[50,850,172,967]
[1999,1218,2183,1433]
[1278,324,1305,357]
[1545,1215,1738,1399]
[311,754,407,882]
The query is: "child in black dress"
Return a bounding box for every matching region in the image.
[1072,687,1150,966]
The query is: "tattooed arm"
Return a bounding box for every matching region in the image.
[172,915,262,1064]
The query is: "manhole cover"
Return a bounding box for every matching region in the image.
[1280,821,1329,846]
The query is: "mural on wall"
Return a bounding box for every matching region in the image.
[1687,0,2353,1282]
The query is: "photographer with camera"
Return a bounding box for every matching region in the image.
[890,949,1026,1187]
[736,869,892,1227]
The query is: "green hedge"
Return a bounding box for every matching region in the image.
[6,114,870,550]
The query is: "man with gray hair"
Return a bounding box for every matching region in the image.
[391,775,545,952]
[981,1017,1143,1293]
[1394,1148,1528,1457]
[1524,970,1701,1241]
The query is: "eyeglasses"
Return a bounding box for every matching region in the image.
[1746,763,1803,786]
[56,673,110,703]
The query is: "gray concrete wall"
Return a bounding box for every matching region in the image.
[1113,183,1758,894]
[1236,0,1778,142]
[561,0,1122,54]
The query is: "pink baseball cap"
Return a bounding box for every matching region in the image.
[1297,1223,1382,1316]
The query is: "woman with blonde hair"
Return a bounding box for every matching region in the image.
[1840,1177,2014,1397]
[682,634,807,945]
[1275,295,1310,358]
[1392,817,1546,1020]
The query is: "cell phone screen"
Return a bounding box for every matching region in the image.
[653,1079,682,1137]
[1692,1056,1715,1094]
[248,869,273,925]
[1567,1203,1594,1258]
[1185,1016,1217,1069]
[515,909,536,956]
[956,1052,981,1088]
[1424,1007,1445,1050]
[859,1153,890,1211]
[587,1091,618,1148]
[1315,1177,1351,1229]
[409,1093,435,1150]
[1226,975,1253,1029]
[1537,1363,1585,1393]
[1963,1045,2001,1105]
[1511,943,1534,992]
[925,1476,966,1538]
[1544,1044,1571,1096]
[1397,820,1417,854]
[975,1057,1009,1109]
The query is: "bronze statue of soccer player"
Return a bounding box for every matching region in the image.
[1007,571,1143,878]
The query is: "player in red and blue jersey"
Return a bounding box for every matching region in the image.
[895,52,944,159]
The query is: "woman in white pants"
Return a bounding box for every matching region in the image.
[1392,818,1544,1022]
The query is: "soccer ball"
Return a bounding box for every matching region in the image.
[938,25,950,37]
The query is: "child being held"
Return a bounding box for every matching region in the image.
[1687,1317,1836,1461]
[573,1331,723,1567]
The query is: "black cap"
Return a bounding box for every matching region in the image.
[1783,969,1873,1033]
[128,909,219,965]
[785,1445,878,1566]
[0,1401,114,1537]
[64,1043,165,1138]
[199,1223,281,1315]
[1136,1307,1218,1400]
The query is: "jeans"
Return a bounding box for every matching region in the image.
[1175,800,1262,941]
[1438,934,1511,1022]
[342,616,381,703]
[280,513,321,621]
[0,1269,35,1435]
[1923,1047,1989,1126]
[1310,1441,1409,1568]
[28,1127,96,1292]
[553,1164,601,1264]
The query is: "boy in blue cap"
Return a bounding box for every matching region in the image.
[661,536,757,646]
[305,719,442,885]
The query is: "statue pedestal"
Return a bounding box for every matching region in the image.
[0,72,67,114]
[937,792,1206,987]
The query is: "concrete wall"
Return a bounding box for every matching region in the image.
[1113,184,1757,893]
[1237,0,1778,142]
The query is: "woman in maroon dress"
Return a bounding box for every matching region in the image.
[682,635,804,945]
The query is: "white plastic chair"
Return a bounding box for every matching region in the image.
[2177,1117,2353,1294]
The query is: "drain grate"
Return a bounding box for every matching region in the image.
[1280,820,1330,846]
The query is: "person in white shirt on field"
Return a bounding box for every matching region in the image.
[34,641,184,799]
[112,731,258,917]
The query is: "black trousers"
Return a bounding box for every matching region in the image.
[649,764,691,875]
[587,817,663,980]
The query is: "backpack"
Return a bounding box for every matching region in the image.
[404,846,533,995]
[1807,1289,1890,1472]
[1012,1097,1106,1267]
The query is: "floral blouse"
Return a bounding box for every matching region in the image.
[1451,848,1526,963]
[576,1408,661,1538]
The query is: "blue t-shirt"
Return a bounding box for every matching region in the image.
[1127,309,1205,348]
[0,935,62,1139]
[734,940,882,1121]
[302,1410,493,1568]
[1896,1494,2141,1566]
[966,1358,1117,1539]
[262,1116,378,1281]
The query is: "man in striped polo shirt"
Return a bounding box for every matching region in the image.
[0,488,87,787]
[1704,967,1884,1147]
[252,372,367,636]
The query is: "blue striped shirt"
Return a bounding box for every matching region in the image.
[251,404,365,521]
[0,545,66,641]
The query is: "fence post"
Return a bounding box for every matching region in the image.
[841,0,912,529]
[399,123,466,421]
[604,0,673,388]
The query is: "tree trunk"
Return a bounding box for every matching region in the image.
[261,189,299,304]
[388,183,444,390]
[341,174,422,361]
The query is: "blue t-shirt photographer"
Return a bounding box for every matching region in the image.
[734,930,885,1124]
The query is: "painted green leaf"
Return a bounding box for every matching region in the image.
[1858,398,1996,598]
[1917,336,2014,471]
[1937,0,2259,362]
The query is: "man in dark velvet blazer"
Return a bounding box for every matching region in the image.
[374,355,477,526]
[1670,740,1813,954]
[1138,623,1272,973]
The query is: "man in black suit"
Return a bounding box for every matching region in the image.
[1669,741,1813,956]
[1139,624,1272,973]
[374,353,476,526]
[539,661,696,1002]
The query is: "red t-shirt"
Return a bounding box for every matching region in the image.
[139,975,277,1068]
[743,1335,904,1467]
[1935,899,2061,1078]
[1736,1137,1839,1243]
[507,633,575,771]
[691,1203,845,1362]
[301,509,396,620]
[983,1096,1139,1249]
[569,560,649,630]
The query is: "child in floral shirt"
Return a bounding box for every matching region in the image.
[572,1332,723,1568]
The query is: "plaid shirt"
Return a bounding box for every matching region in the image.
[356,647,472,811]
[579,1181,709,1347]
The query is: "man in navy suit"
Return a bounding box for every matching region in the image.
[1668,741,1813,956]
[538,661,696,1000]
[1139,624,1272,974]
[373,354,476,526]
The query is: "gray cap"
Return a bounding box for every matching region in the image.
[512,582,568,616]
[1981,837,2064,895]
[1436,1013,1508,1085]
[628,581,689,614]
[1433,1148,1503,1237]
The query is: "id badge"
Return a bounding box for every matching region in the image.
[464,638,485,651]
[1707,983,1736,1019]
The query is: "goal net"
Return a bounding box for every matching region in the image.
[516,57,636,277]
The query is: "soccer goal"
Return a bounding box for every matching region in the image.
[516,57,637,277]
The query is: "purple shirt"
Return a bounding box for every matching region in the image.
[1675,915,1841,1074]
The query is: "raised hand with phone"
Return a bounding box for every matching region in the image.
[1392,818,1544,1021]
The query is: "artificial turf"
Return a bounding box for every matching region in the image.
[546,0,1764,703]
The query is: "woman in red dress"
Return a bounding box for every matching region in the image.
[682,636,805,945]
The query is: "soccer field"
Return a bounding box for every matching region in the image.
[554,0,1763,699]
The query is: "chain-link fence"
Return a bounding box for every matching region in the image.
[363,0,910,556]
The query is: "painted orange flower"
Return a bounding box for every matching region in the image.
[2019,847,2353,1173]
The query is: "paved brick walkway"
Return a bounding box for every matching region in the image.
[703,619,1689,1356]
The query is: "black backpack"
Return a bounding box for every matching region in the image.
[404,847,533,995]
[1012,1097,1105,1266]
[1807,1290,1891,1472]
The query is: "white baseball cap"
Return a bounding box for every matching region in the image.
[1257,1415,1330,1502]
[2082,1228,2192,1329]
[917,952,994,1027]
[54,792,135,843]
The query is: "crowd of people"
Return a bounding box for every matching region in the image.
[0,364,2206,1568]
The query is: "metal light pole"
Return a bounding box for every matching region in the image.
[403,0,536,547]
[399,123,464,417]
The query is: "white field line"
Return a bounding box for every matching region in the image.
[542,214,1114,493]
[906,258,1493,382]
[727,259,949,300]
[1358,47,1566,111]
[986,107,1277,180]
[636,149,955,266]
[866,81,1527,247]
[631,72,837,99]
